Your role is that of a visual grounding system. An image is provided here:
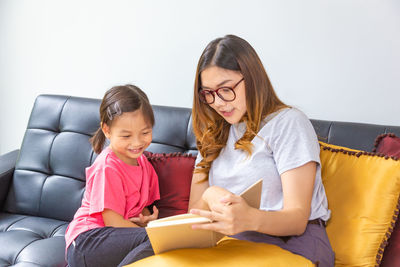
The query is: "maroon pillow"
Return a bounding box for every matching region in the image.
[372,133,400,267]
[144,151,196,219]
[373,133,400,159]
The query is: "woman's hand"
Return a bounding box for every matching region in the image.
[190,162,317,237]
[129,206,159,227]
[190,193,257,235]
[201,185,233,209]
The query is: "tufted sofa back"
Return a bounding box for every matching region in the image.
[4,95,197,222]
[4,95,100,221]
[2,94,399,267]
[5,94,400,223]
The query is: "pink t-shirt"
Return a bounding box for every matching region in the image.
[64,147,159,249]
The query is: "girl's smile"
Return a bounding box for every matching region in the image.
[102,109,152,166]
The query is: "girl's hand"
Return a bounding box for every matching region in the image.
[129,206,159,227]
[190,194,257,236]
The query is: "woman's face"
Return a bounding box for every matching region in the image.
[200,66,247,124]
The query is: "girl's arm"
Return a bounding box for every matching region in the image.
[191,161,316,236]
[130,206,159,227]
[102,209,140,228]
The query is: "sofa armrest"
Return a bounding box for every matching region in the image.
[0,149,19,209]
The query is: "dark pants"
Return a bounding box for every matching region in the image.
[232,222,335,267]
[67,227,154,267]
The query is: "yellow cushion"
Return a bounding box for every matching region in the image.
[127,237,314,267]
[320,142,400,266]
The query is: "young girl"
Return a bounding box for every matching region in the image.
[189,35,335,266]
[65,85,159,267]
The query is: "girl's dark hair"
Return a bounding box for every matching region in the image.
[90,84,155,154]
[192,34,287,178]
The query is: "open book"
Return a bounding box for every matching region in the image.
[146,179,263,254]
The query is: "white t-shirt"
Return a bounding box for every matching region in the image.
[196,108,330,221]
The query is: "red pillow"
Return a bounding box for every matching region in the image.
[373,133,400,159]
[372,133,400,267]
[144,151,196,219]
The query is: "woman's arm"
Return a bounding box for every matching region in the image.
[188,172,234,211]
[188,172,209,210]
[191,161,316,236]
[253,161,316,236]
[102,209,140,227]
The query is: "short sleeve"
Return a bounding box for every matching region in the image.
[88,166,126,216]
[268,109,320,175]
[195,152,203,166]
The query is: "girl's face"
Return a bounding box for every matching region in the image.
[102,109,152,166]
[200,66,247,124]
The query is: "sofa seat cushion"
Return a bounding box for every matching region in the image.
[128,237,315,267]
[0,212,68,267]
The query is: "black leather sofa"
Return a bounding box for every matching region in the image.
[0,94,399,267]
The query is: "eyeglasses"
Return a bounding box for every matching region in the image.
[199,78,244,104]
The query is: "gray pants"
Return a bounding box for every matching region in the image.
[67,227,154,267]
[232,222,335,267]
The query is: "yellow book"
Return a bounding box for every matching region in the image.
[146,179,263,254]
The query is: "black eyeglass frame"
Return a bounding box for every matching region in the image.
[198,78,244,104]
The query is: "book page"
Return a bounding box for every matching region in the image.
[148,214,210,228]
[148,213,202,225]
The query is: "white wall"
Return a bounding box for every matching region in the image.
[1,0,399,154]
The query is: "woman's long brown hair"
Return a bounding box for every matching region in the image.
[192,35,287,179]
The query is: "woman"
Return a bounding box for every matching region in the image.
[189,34,334,266]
